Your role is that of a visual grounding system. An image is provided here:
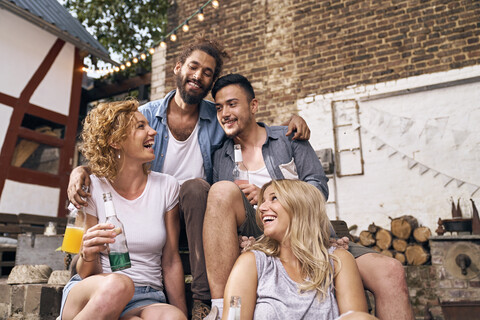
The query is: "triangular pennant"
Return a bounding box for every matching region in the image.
[464,184,480,197]
[400,117,414,135]
[375,138,386,150]
[471,187,480,197]
[455,179,465,188]
[441,175,453,187]
[418,164,429,175]
[388,149,397,158]
[407,158,418,169]
[424,122,440,144]
[434,117,449,137]
[451,129,470,147]
[431,169,440,178]
[377,113,385,126]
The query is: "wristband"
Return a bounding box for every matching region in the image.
[80,251,97,262]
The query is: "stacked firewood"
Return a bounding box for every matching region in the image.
[355,215,431,265]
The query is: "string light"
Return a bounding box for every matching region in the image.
[182,21,190,32]
[198,9,204,21]
[89,0,220,76]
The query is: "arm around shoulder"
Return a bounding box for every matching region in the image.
[223,251,258,320]
[333,248,368,315]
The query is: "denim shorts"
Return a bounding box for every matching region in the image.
[59,274,166,318]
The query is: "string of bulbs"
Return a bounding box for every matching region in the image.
[82,0,220,76]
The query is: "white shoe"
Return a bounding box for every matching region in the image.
[203,305,219,320]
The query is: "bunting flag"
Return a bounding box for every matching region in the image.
[418,164,429,175]
[365,128,479,196]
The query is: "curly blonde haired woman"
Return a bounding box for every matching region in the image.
[60,100,187,320]
[222,179,377,320]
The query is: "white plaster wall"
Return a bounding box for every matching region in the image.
[0,179,60,217]
[0,9,73,115]
[0,104,13,151]
[30,43,74,116]
[298,66,480,234]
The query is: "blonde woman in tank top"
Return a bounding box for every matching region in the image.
[222,179,378,320]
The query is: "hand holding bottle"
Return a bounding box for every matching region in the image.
[80,223,116,262]
[238,183,261,205]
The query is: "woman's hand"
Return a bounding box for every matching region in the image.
[80,223,116,262]
[238,235,256,252]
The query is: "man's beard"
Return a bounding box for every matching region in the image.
[175,73,212,105]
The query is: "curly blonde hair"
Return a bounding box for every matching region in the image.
[80,100,149,181]
[250,179,340,300]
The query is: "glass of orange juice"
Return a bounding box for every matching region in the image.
[62,203,86,254]
[62,226,84,253]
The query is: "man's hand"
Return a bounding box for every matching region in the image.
[285,114,310,141]
[238,235,256,252]
[68,166,91,208]
[239,183,261,205]
[330,236,350,250]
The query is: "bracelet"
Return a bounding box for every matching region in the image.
[80,251,97,262]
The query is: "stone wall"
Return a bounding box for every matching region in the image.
[0,279,63,320]
[153,0,480,124]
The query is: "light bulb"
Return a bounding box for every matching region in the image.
[133,57,139,64]
[182,22,189,32]
[140,53,147,60]
[115,67,120,72]
[198,10,205,21]
[212,0,219,8]
[170,33,177,42]
[149,47,155,55]
[120,64,125,70]
[126,61,131,67]
[160,41,167,48]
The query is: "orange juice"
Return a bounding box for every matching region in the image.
[62,226,84,254]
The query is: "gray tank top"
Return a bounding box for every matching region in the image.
[252,247,340,320]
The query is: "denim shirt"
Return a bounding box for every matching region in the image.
[212,123,329,200]
[139,90,226,184]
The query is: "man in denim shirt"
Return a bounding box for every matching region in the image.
[203,74,413,320]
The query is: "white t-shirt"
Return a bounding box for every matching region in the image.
[162,121,206,184]
[248,166,271,188]
[85,172,179,290]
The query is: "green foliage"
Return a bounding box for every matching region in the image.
[63,0,168,72]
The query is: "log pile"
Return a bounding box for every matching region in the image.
[355,215,432,265]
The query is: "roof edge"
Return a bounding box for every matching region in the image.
[0,0,118,65]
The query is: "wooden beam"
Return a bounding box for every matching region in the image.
[17,127,64,148]
[86,73,151,101]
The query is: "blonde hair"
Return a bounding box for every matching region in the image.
[80,100,149,181]
[250,179,339,300]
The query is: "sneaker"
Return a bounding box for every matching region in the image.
[203,306,219,320]
[192,300,211,320]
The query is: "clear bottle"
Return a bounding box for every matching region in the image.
[103,192,131,271]
[228,296,241,320]
[233,144,249,186]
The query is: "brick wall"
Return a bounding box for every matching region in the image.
[154,0,480,124]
